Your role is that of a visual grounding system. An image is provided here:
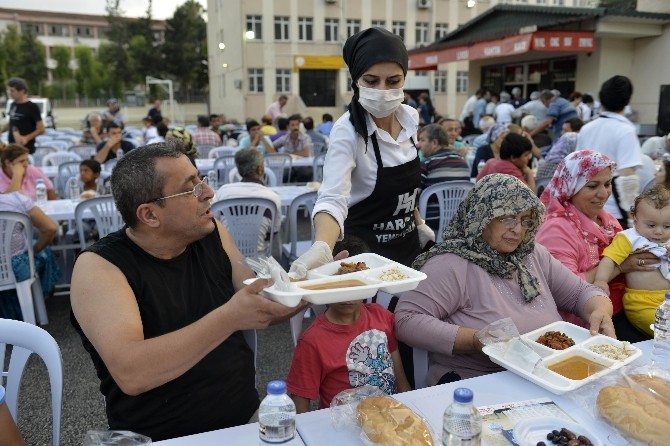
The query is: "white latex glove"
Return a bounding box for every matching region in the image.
[289,240,333,279]
[614,175,640,215]
[416,221,436,248]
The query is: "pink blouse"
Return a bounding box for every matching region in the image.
[0,165,54,200]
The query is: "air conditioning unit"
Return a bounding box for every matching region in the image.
[417,0,432,9]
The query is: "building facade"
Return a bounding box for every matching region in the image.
[206,0,594,122]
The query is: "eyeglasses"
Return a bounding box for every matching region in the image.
[498,217,534,229]
[148,176,209,203]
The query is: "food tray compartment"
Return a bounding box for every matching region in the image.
[307,253,394,278]
[579,336,642,366]
[523,321,591,354]
[539,347,616,382]
[373,263,427,294]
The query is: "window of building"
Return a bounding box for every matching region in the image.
[298,17,313,41]
[434,23,449,41]
[456,71,469,94]
[434,71,448,93]
[21,23,43,35]
[346,19,361,37]
[248,68,264,93]
[553,0,565,5]
[536,0,548,4]
[346,75,353,92]
[75,26,93,38]
[371,19,386,29]
[392,21,406,42]
[274,16,290,41]
[415,71,428,77]
[276,69,291,93]
[415,22,430,46]
[48,24,69,37]
[325,18,339,42]
[300,70,337,106]
[246,15,262,40]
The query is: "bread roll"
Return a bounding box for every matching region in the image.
[597,375,670,446]
[357,396,433,446]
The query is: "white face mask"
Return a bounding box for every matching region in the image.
[357,84,404,118]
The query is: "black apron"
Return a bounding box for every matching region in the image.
[344,133,421,266]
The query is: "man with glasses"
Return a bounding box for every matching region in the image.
[70,140,301,441]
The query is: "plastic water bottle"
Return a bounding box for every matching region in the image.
[651,293,670,378]
[477,160,485,174]
[116,148,124,159]
[258,380,296,444]
[207,169,218,191]
[67,177,80,202]
[442,388,482,446]
[35,178,47,205]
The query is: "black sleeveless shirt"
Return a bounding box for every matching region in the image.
[71,226,259,441]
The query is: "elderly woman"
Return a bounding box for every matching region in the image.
[395,174,614,385]
[536,150,653,342]
[80,112,104,145]
[0,144,56,200]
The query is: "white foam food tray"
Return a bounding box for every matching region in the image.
[483,321,642,394]
[513,417,603,446]
[246,253,427,307]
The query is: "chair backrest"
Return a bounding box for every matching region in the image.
[227,168,277,187]
[209,146,236,159]
[56,161,82,199]
[290,305,327,346]
[413,347,429,390]
[0,212,35,293]
[0,318,63,446]
[264,153,293,185]
[68,144,96,160]
[210,198,278,259]
[312,141,327,157]
[462,134,479,145]
[74,196,125,250]
[38,140,70,151]
[102,158,118,173]
[32,146,59,167]
[642,176,657,192]
[312,152,326,182]
[283,191,318,263]
[418,181,473,242]
[42,151,82,167]
[196,144,216,159]
[213,155,237,186]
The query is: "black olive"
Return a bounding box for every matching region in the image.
[552,430,561,436]
[537,442,547,446]
[547,433,555,440]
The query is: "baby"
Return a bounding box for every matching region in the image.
[594,186,670,337]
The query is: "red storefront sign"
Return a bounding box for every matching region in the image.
[408,31,596,70]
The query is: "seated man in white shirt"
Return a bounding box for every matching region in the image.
[213,148,282,257]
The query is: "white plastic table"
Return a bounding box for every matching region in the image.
[152,422,305,445]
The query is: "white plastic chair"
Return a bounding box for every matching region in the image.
[74,196,125,250]
[226,167,276,187]
[195,144,216,159]
[210,198,278,259]
[312,152,326,182]
[42,151,81,167]
[0,318,63,446]
[213,155,237,186]
[0,212,48,325]
[312,141,327,157]
[68,144,96,160]
[32,146,59,166]
[281,191,318,269]
[265,153,293,185]
[209,146,237,159]
[289,304,327,347]
[418,181,473,243]
[56,161,81,199]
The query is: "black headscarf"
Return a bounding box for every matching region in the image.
[342,27,408,147]
[599,75,633,112]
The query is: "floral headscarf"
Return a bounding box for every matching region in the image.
[544,132,578,163]
[166,127,198,160]
[412,174,546,302]
[540,150,620,250]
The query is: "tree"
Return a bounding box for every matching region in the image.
[103,0,133,95]
[162,0,208,102]
[51,45,72,80]
[126,0,162,84]
[75,45,103,99]
[0,25,22,88]
[15,24,47,95]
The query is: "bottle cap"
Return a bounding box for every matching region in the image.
[453,387,473,403]
[666,291,670,300]
[267,380,287,395]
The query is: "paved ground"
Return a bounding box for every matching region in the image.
[7,216,314,445]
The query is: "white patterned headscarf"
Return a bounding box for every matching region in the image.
[412,174,546,302]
